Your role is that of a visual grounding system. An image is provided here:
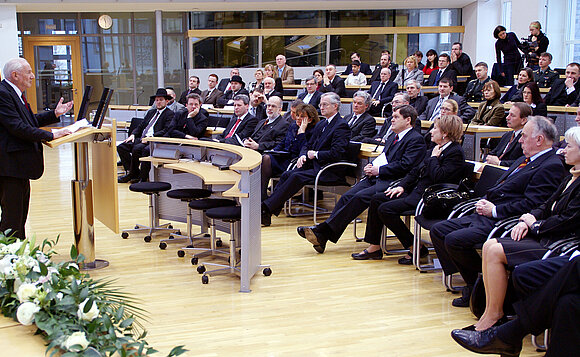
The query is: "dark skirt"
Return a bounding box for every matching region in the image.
[498,236,548,268]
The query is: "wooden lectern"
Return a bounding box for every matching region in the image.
[44,119,119,270]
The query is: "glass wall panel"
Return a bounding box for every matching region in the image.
[329,10,394,27]
[262,11,325,28]
[163,12,185,33]
[18,13,78,35]
[81,13,132,35]
[263,36,326,67]
[329,35,394,67]
[189,12,259,29]
[164,35,186,94]
[191,36,259,68]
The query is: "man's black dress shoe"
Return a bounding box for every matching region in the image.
[462,316,509,331]
[351,249,383,260]
[303,227,326,253]
[451,327,522,357]
[297,225,316,239]
[118,174,138,184]
[397,245,429,265]
[452,286,472,308]
[261,204,271,226]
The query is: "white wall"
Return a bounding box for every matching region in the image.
[545,0,567,68]
[462,0,501,73]
[0,5,19,75]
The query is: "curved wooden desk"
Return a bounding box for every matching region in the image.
[140,137,264,292]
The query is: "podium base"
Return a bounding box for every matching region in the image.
[81,259,110,270]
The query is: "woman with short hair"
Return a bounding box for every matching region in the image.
[472,80,506,126]
[394,56,425,87]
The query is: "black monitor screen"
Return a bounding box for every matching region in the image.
[76,85,93,122]
[92,88,110,127]
[95,89,114,129]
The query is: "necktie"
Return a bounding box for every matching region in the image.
[143,111,160,137]
[373,83,385,99]
[225,118,242,138]
[430,97,444,121]
[506,157,530,179]
[250,107,256,116]
[434,70,442,85]
[348,115,359,127]
[22,93,32,113]
[499,132,515,159]
[392,134,399,145]
[320,119,329,133]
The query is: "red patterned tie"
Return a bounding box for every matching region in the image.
[225,118,242,138]
[22,93,32,112]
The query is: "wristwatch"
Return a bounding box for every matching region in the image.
[530,221,541,235]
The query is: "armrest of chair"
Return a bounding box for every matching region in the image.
[448,198,480,218]
[314,161,358,188]
[487,216,520,240]
[544,237,580,259]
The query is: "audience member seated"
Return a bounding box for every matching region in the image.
[362,93,410,144]
[466,126,580,332]
[200,74,223,106]
[367,67,397,117]
[217,75,250,108]
[248,88,266,121]
[263,77,283,100]
[261,103,319,200]
[534,52,559,88]
[352,115,466,262]
[494,25,523,86]
[369,53,391,83]
[430,116,565,308]
[248,68,265,92]
[217,68,239,93]
[167,93,207,140]
[164,88,185,113]
[297,105,426,253]
[261,92,350,226]
[313,68,324,91]
[320,64,347,98]
[344,60,368,86]
[406,80,428,116]
[243,96,289,152]
[393,55,424,87]
[178,75,201,105]
[215,94,258,145]
[298,75,322,111]
[544,62,580,106]
[344,91,376,142]
[484,102,530,167]
[449,42,476,94]
[426,53,458,87]
[274,54,294,85]
[500,67,534,103]
[451,254,580,357]
[414,50,425,71]
[342,52,372,75]
[554,107,580,161]
[522,81,547,117]
[118,88,175,183]
[417,78,475,124]
[471,80,506,127]
[464,62,492,102]
[282,99,302,123]
[423,49,439,76]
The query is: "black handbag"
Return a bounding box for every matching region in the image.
[421,183,472,220]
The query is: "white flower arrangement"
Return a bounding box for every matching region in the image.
[0,232,187,356]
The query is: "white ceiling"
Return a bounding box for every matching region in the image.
[8,0,476,13]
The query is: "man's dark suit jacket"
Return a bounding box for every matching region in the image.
[320,76,346,98]
[410,96,429,116]
[488,130,523,167]
[217,113,258,145]
[342,62,372,75]
[368,80,398,107]
[544,79,580,106]
[464,77,491,102]
[377,129,426,184]
[297,90,322,111]
[200,88,223,106]
[484,149,565,219]
[344,112,376,142]
[217,78,230,92]
[132,108,174,142]
[264,90,283,100]
[178,88,201,105]
[167,109,208,139]
[417,94,475,123]
[248,103,266,121]
[249,115,289,152]
[216,88,250,107]
[449,53,475,78]
[0,79,59,180]
[426,67,458,87]
[369,63,400,84]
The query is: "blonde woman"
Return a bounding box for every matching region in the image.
[394,56,424,87]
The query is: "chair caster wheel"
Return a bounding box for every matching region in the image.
[168,235,174,240]
[175,231,181,236]
[134,225,139,229]
[121,232,129,239]
[191,257,198,265]
[168,224,173,229]
[159,242,167,250]
[201,275,209,284]
[263,268,272,276]
[203,233,211,237]
[197,265,206,274]
[216,239,223,247]
[144,236,152,243]
[177,250,185,258]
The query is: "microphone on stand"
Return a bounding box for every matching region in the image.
[134,89,145,105]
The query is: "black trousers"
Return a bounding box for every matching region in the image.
[363,191,419,248]
[117,141,151,181]
[512,255,569,299]
[0,176,30,239]
[512,256,580,356]
[263,167,318,216]
[430,213,496,286]
[322,177,391,243]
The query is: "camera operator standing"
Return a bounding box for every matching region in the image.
[522,21,549,70]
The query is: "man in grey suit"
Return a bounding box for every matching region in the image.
[417,78,475,125]
[344,91,376,142]
[200,74,223,106]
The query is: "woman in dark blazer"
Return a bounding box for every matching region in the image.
[500,67,534,103]
[260,103,319,200]
[522,81,547,117]
[474,126,580,332]
[352,115,466,262]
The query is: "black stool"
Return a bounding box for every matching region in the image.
[121,181,179,242]
[159,188,212,250]
[178,198,237,262]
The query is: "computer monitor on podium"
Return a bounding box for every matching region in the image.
[76,85,93,121]
[92,88,110,128]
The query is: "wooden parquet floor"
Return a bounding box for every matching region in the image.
[0,145,544,356]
